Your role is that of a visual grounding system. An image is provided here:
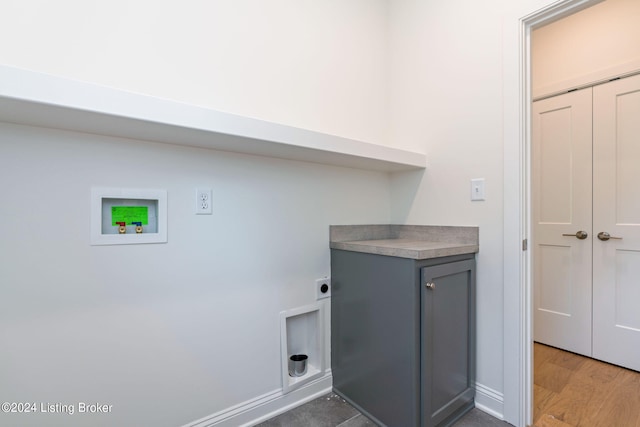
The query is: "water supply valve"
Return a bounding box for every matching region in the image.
[116,222,127,234]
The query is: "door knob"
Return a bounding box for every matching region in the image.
[597,232,622,241]
[425,282,435,289]
[562,230,588,240]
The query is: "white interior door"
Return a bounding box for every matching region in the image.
[592,73,640,372]
[532,88,593,357]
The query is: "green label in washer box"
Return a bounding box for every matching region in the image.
[111,206,149,226]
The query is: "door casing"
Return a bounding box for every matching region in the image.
[509,1,606,426]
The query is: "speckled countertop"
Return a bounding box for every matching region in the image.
[330,225,478,260]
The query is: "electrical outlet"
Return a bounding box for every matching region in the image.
[316,277,331,300]
[195,188,212,214]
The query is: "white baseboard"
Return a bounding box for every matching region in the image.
[183,372,333,427]
[184,375,501,427]
[475,382,504,420]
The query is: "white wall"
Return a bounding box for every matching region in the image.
[0,3,392,423]
[387,0,506,408]
[0,0,389,146]
[3,1,617,426]
[0,123,390,427]
[532,0,640,97]
[386,1,621,425]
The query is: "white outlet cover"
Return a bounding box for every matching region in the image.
[195,188,212,215]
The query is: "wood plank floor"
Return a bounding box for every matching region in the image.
[534,342,640,427]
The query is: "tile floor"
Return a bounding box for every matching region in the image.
[255,393,512,427]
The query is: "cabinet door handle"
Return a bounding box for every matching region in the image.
[425,282,435,289]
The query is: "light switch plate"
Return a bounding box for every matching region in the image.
[471,178,485,201]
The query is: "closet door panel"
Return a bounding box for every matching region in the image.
[532,88,593,356]
[593,74,640,371]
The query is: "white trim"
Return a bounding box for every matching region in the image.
[503,1,604,426]
[533,59,640,100]
[90,187,168,245]
[0,65,425,173]
[474,383,504,421]
[182,376,502,427]
[183,373,332,427]
[502,8,528,424]
[280,303,325,394]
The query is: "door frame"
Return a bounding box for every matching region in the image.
[503,0,604,426]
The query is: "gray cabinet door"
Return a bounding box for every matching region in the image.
[421,259,475,427]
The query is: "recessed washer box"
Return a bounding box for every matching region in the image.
[91,188,167,245]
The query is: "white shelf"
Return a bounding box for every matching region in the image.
[0,66,426,172]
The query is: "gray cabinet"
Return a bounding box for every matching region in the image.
[331,250,475,427]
